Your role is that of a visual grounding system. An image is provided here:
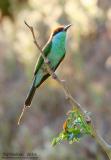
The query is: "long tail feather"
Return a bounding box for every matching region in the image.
[18,81,36,125]
[25,82,36,107]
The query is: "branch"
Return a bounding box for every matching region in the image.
[19,21,111,159]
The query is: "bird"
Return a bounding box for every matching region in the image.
[24,24,72,108]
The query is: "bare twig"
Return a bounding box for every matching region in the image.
[19,21,111,159]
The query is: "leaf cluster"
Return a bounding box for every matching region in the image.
[52,108,92,146]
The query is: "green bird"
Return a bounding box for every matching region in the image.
[25,24,71,107]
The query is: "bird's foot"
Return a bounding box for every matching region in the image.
[45,59,50,64]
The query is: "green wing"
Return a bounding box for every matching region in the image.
[34,40,52,75]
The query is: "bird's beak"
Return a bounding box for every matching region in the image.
[64,24,72,31]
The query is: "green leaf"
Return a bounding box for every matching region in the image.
[52,108,93,146]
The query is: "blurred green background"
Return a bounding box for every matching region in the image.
[0,0,111,159]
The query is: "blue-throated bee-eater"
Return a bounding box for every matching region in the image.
[25,24,72,108]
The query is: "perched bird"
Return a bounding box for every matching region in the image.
[25,24,71,108]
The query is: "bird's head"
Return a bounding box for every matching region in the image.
[52,24,72,37]
[49,24,72,44]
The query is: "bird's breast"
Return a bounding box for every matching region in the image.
[47,37,66,69]
[52,33,66,55]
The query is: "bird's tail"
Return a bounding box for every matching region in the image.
[18,79,36,125]
[24,80,36,107]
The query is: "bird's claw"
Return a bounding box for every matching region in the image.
[45,59,50,64]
